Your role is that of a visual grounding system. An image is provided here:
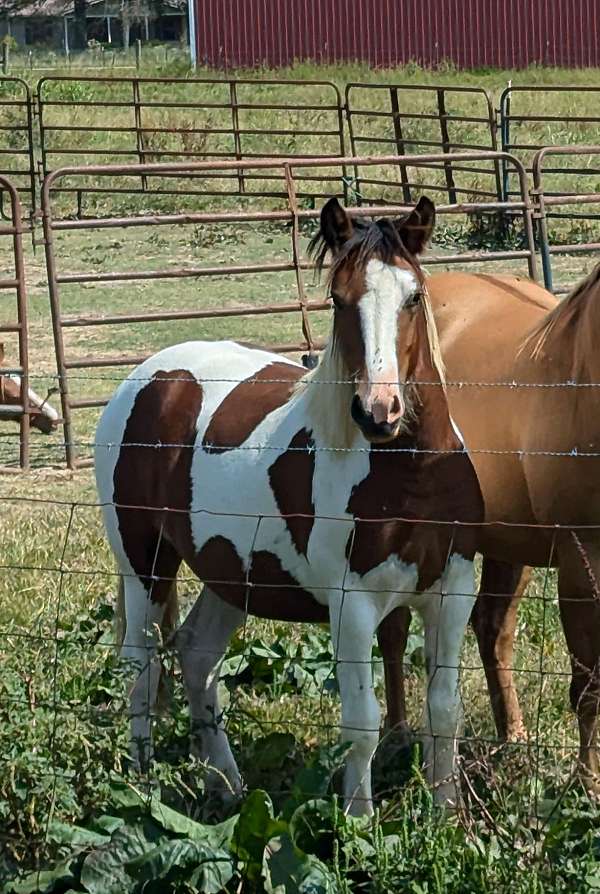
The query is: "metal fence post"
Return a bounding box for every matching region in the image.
[390,86,411,204]
[135,39,142,70]
[437,88,457,205]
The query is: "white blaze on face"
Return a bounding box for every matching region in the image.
[358,259,418,426]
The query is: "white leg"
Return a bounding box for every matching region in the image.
[417,555,475,808]
[120,574,165,771]
[177,587,245,798]
[330,594,380,817]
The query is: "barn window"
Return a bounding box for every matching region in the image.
[156,15,182,41]
[24,18,54,45]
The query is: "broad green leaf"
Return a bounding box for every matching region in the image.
[107,780,147,812]
[289,800,335,858]
[47,819,109,847]
[80,823,161,894]
[127,838,234,891]
[263,833,336,894]
[219,654,249,678]
[189,854,237,894]
[8,860,76,894]
[233,790,287,876]
[149,795,238,847]
[89,815,125,836]
[283,744,350,819]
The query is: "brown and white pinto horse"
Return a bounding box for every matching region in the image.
[381,267,600,792]
[94,196,484,815]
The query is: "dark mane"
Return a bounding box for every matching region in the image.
[308,215,423,283]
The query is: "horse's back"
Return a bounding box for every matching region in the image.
[94,340,304,554]
[427,272,556,365]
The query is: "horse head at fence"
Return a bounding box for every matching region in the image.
[95,193,484,816]
[304,195,443,447]
[0,344,58,434]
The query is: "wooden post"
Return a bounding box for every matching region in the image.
[1,42,8,75]
[135,38,141,69]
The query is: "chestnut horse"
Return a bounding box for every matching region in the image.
[95,197,483,815]
[381,267,600,792]
[0,344,58,434]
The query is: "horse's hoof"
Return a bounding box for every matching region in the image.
[506,722,528,743]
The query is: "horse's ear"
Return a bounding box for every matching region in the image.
[320,197,354,252]
[396,196,435,256]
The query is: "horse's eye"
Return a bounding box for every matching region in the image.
[330,293,344,310]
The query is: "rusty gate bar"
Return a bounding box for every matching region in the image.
[532,145,600,294]
[500,85,600,201]
[344,83,501,204]
[0,176,30,469]
[41,152,537,469]
[0,77,36,216]
[37,76,346,214]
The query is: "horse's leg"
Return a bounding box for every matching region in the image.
[417,555,476,808]
[376,606,412,743]
[330,595,380,817]
[178,587,245,798]
[117,539,181,771]
[557,539,600,794]
[471,560,531,741]
[120,575,177,769]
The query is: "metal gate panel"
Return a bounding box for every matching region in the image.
[532,145,600,294]
[500,85,600,200]
[38,76,345,216]
[41,152,536,469]
[0,176,31,469]
[0,77,36,216]
[345,83,500,204]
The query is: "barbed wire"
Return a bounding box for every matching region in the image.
[10,370,600,389]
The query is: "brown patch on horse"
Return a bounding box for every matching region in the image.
[113,369,203,603]
[192,535,327,622]
[268,428,315,557]
[202,362,304,454]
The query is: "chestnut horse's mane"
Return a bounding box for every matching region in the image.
[523,264,600,373]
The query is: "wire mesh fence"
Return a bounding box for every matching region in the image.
[0,411,597,888]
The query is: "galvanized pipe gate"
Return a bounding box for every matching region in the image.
[1,69,600,469]
[0,176,31,469]
[39,152,538,469]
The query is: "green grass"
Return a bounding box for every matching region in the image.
[0,58,599,890]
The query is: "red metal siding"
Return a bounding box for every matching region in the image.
[195,0,600,69]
